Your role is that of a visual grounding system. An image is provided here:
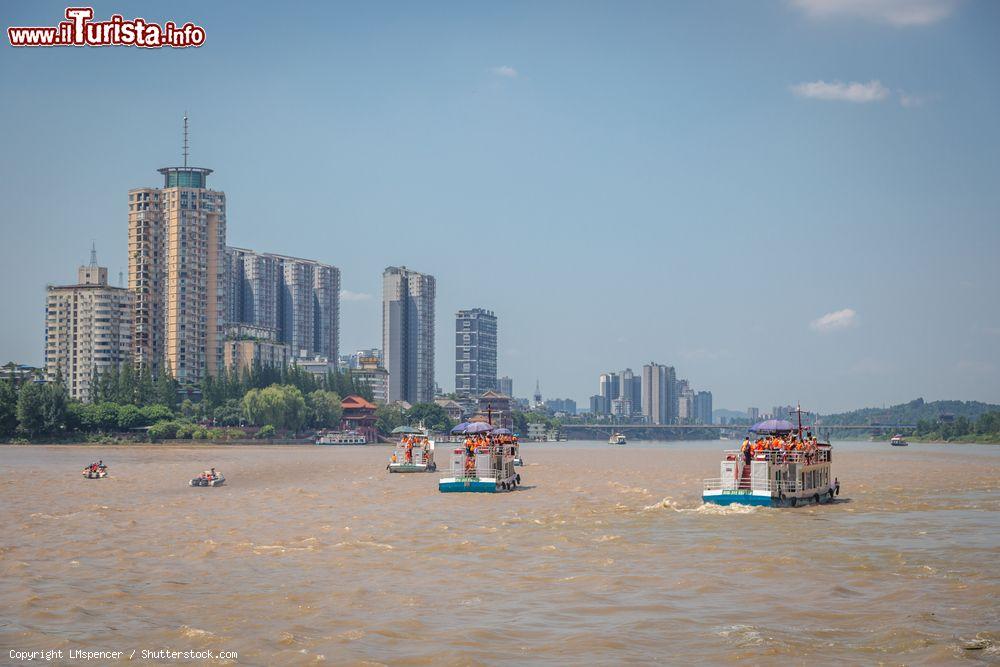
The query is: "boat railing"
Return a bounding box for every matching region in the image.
[445,466,505,479]
[724,449,830,464]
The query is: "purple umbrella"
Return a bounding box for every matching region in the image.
[450,422,470,434]
[463,422,494,434]
[491,428,512,435]
[749,419,794,434]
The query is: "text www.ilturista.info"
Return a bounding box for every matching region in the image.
[8,7,205,48]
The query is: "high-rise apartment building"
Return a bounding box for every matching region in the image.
[227,247,279,332]
[598,372,620,416]
[45,251,133,401]
[128,146,226,385]
[498,376,513,397]
[641,362,676,424]
[312,263,340,361]
[694,390,713,425]
[383,266,435,404]
[225,248,340,361]
[616,367,642,417]
[455,308,498,398]
[677,383,695,423]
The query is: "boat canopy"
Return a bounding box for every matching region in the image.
[749,419,794,435]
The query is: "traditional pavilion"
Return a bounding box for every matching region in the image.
[340,395,378,442]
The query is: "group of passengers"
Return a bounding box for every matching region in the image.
[391,436,430,464]
[741,434,821,464]
[461,434,519,472]
[84,460,107,474]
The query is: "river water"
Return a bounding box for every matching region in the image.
[1,441,998,665]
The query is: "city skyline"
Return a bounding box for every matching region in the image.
[2,1,999,412]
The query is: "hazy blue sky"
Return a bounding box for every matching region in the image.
[1,0,998,413]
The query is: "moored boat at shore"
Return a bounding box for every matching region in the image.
[317,430,367,445]
[609,432,627,445]
[890,434,909,447]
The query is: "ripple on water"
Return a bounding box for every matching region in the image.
[2,441,997,665]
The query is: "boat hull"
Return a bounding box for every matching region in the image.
[190,478,225,487]
[439,477,503,493]
[703,489,834,507]
[388,463,435,473]
[702,490,776,506]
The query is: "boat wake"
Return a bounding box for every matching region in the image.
[642,496,761,514]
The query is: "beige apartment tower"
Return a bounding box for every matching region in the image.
[128,163,226,386]
[45,250,133,401]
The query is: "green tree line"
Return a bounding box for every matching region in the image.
[0,360,373,441]
[913,412,1000,442]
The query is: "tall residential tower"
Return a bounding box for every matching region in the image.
[641,362,676,425]
[128,117,226,385]
[45,249,133,401]
[382,266,435,404]
[455,308,498,398]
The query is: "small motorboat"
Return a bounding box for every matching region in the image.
[609,432,627,445]
[513,456,524,466]
[890,434,909,447]
[190,470,225,487]
[82,465,108,479]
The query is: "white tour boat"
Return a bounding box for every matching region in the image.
[439,427,520,493]
[609,432,627,445]
[387,427,436,473]
[890,434,909,447]
[317,430,367,445]
[703,407,840,507]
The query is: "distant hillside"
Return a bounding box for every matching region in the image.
[819,398,1000,426]
[713,409,747,422]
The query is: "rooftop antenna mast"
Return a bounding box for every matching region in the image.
[183,112,189,167]
[89,241,97,267]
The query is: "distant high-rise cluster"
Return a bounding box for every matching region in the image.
[498,376,513,397]
[226,247,340,360]
[589,362,712,424]
[45,249,133,401]
[383,266,435,404]
[545,398,577,415]
[37,119,344,398]
[454,308,497,398]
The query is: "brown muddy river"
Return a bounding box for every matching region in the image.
[1,441,998,665]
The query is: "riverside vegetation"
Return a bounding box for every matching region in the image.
[0,362,374,443]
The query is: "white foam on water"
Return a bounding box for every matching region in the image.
[180,625,214,638]
[642,497,761,514]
